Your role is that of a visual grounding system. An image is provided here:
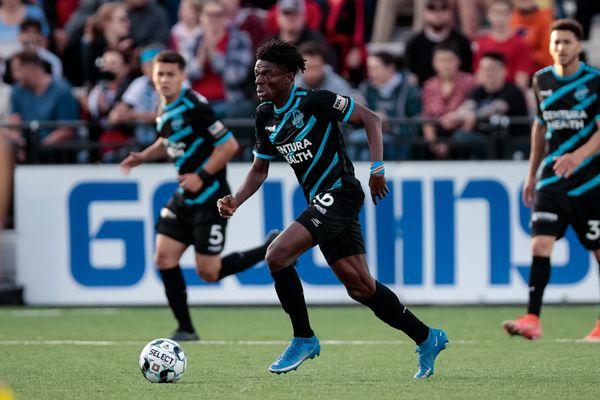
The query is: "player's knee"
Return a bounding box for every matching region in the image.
[531,237,553,256]
[154,252,177,269]
[346,279,376,303]
[197,269,219,282]
[265,247,289,272]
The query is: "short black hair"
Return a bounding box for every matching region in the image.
[480,51,507,66]
[551,19,584,41]
[370,52,398,69]
[13,50,45,68]
[154,50,186,70]
[299,41,328,62]
[256,39,306,74]
[433,42,460,57]
[20,18,42,34]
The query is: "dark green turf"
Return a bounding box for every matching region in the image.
[0,306,598,399]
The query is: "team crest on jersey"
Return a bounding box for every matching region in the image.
[292,110,305,128]
[574,85,589,101]
[170,115,184,131]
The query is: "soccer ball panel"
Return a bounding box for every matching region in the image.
[139,338,187,383]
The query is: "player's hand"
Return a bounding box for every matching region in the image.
[553,152,584,178]
[178,173,203,193]
[120,152,144,175]
[217,195,238,219]
[369,174,390,205]
[522,176,537,208]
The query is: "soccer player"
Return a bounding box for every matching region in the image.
[217,40,448,378]
[120,50,278,341]
[503,20,600,341]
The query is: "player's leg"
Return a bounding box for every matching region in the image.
[154,233,198,340]
[584,248,600,341]
[264,222,318,374]
[503,190,569,340]
[191,207,280,282]
[330,252,447,379]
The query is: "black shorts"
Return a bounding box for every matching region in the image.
[155,197,227,255]
[531,189,600,250]
[296,182,366,265]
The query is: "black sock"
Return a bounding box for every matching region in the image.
[271,266,314,338]
[159,266,195,333]
[218,242,269,280]
[362,281,430,345]
[527,256,551,316]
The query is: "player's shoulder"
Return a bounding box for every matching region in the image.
[582,63,600,77]
[533,65,554,79]
[256,100,274,118]
[183,88,210,109]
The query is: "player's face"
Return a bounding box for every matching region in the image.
[549,30,581,67]
[153,62,185,99]
[254,60,294,102]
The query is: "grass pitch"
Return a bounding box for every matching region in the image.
[0,305,599,400]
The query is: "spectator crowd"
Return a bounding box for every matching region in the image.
[0,0,599,229]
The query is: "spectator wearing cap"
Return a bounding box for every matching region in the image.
[4,19,63,84]
[295,41,358,99]
[125,0,170,46]
[109,45,162,147]
[9,51,79,160]
[187,0,254,118]
[405,0,472,87]
[221,0,268,50]
[473,0,533,91]
[87,49,133,162]
[446,52,528,159]
[273,0,328,51]
[170,0,202,63]
[350,52,421,161]
[422,43,476,159]
[510,0,554,70]
[266,0,322,35]
[0,0,49,60]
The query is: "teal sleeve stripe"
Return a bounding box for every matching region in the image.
[213,131,234,147]
[253,150,276,160]
[342,98,355,123]
[534,116,545,125]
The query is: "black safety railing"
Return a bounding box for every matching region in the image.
[0,115,535,163]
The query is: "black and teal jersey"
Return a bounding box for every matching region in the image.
[533,62,600,196]
[253,86,361,201]
[157,88,233,206]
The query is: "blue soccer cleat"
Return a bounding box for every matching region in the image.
[414,328,449,379]
[269,336,320,374]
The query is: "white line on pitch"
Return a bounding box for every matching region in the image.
[0,339,596,346]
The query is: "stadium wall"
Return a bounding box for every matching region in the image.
[15,162,598,305]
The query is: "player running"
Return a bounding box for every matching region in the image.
[503,20,600,341]
[217,40,448,378]
[120,50,278,341]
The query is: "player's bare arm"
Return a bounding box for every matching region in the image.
[523,119,547,207]
[346,102,390,205]
[553,125,600,178]
[218,157,270,218]
[179,135,239,193]
[120,138,168,175]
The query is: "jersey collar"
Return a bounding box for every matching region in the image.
[274,85,297,115]
[163,88,186,111]
[552,62,586,82]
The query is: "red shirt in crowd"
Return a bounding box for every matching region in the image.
[192,34,228,101]
[473,33,534,82]
[422,71,476,118]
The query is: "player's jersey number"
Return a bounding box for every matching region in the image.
[586,220,600,241]
[209,225,224,246]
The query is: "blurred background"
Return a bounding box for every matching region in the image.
[0,0,599,306]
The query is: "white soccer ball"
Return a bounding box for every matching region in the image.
[139,338,187,383]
